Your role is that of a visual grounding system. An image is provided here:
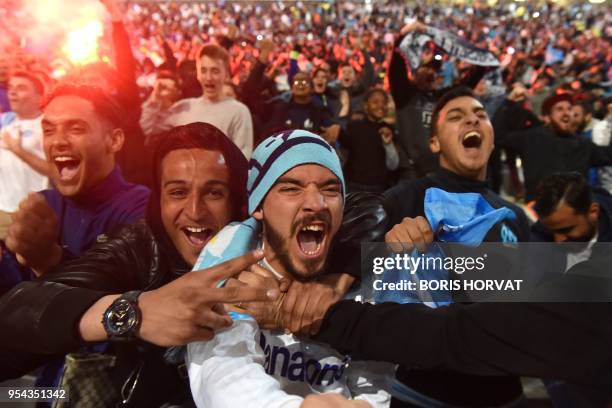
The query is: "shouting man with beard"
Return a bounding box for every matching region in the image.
[498,93,612,201]
[187,130,392,408]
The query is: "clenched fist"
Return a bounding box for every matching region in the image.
[6,193,62,276]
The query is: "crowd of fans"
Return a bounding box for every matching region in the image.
[0,0,611,407]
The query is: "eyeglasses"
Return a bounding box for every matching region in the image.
[292,80,310,86]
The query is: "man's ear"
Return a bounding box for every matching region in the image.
[588,202,600,223]
[107,128,125,154]
[253,207,264,221]
[430,135,440,154]
[543,115,551,125]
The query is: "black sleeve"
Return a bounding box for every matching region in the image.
[161,39,178,71]
[330,192,389,280]
[0,224,155,355]
[382,180,423,227]
[314,298,612,387]
[589,143,612,167]
[241,60,267,104]
[495,127,529,156]
[459,65,487,89]
[359,51,376,91]
[112,22,141,115]
[339,121,354,148]
[388,36,417,110]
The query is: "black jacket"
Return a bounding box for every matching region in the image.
[497,126,612,201]
[0,222,193,406]
[0,191,386,405]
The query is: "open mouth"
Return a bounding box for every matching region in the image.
[296,223,326,257]
[462,131,483,149]
[54,156,81,182]
[182,226,213,247]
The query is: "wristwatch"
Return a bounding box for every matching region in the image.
[102,290,142,340]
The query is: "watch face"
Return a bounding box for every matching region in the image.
[104,299,138,336]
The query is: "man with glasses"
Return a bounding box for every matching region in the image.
[263,72,340,144]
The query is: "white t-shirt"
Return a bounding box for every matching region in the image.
[0,113,48,212]
[140,96,253,158]
[187,317,393,408]
[565,233,598,272]
[187,256,392,408]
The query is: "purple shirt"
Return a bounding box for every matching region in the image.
[0,167,150,292]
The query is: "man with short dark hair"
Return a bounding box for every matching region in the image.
[373,86,529,407]
[0,83,151,393]
[528,171,612,407]
[3,84,149,278]
[531,172,612,267]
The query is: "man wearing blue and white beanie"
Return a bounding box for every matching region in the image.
[187,129,392,408]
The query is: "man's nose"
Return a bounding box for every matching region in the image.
[185,193,210,220]
[465,112,480,125]
[302,187,327,212]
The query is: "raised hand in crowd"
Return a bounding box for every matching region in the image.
[507,82,528,102]
[385,215,434,252]
[257,38,275,64]
[5,192,61,276]
[399,19,427,36]
[380,126,393,145]
[149,76,180,110]
[78,250,280,346]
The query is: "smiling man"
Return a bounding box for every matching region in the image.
[140,43,253,158]
[187,130,391,408]
[4,84,149,279]
[498,93,612,201]
[381,86,529,407]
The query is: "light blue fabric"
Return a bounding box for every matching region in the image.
[247,129,345,214]
[374,188,517,307]
[424,187,516,246]
[193,218,261,286]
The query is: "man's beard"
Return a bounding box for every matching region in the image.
[550,118,573,136]
[263,217,328,282]
[562,223,597,254]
